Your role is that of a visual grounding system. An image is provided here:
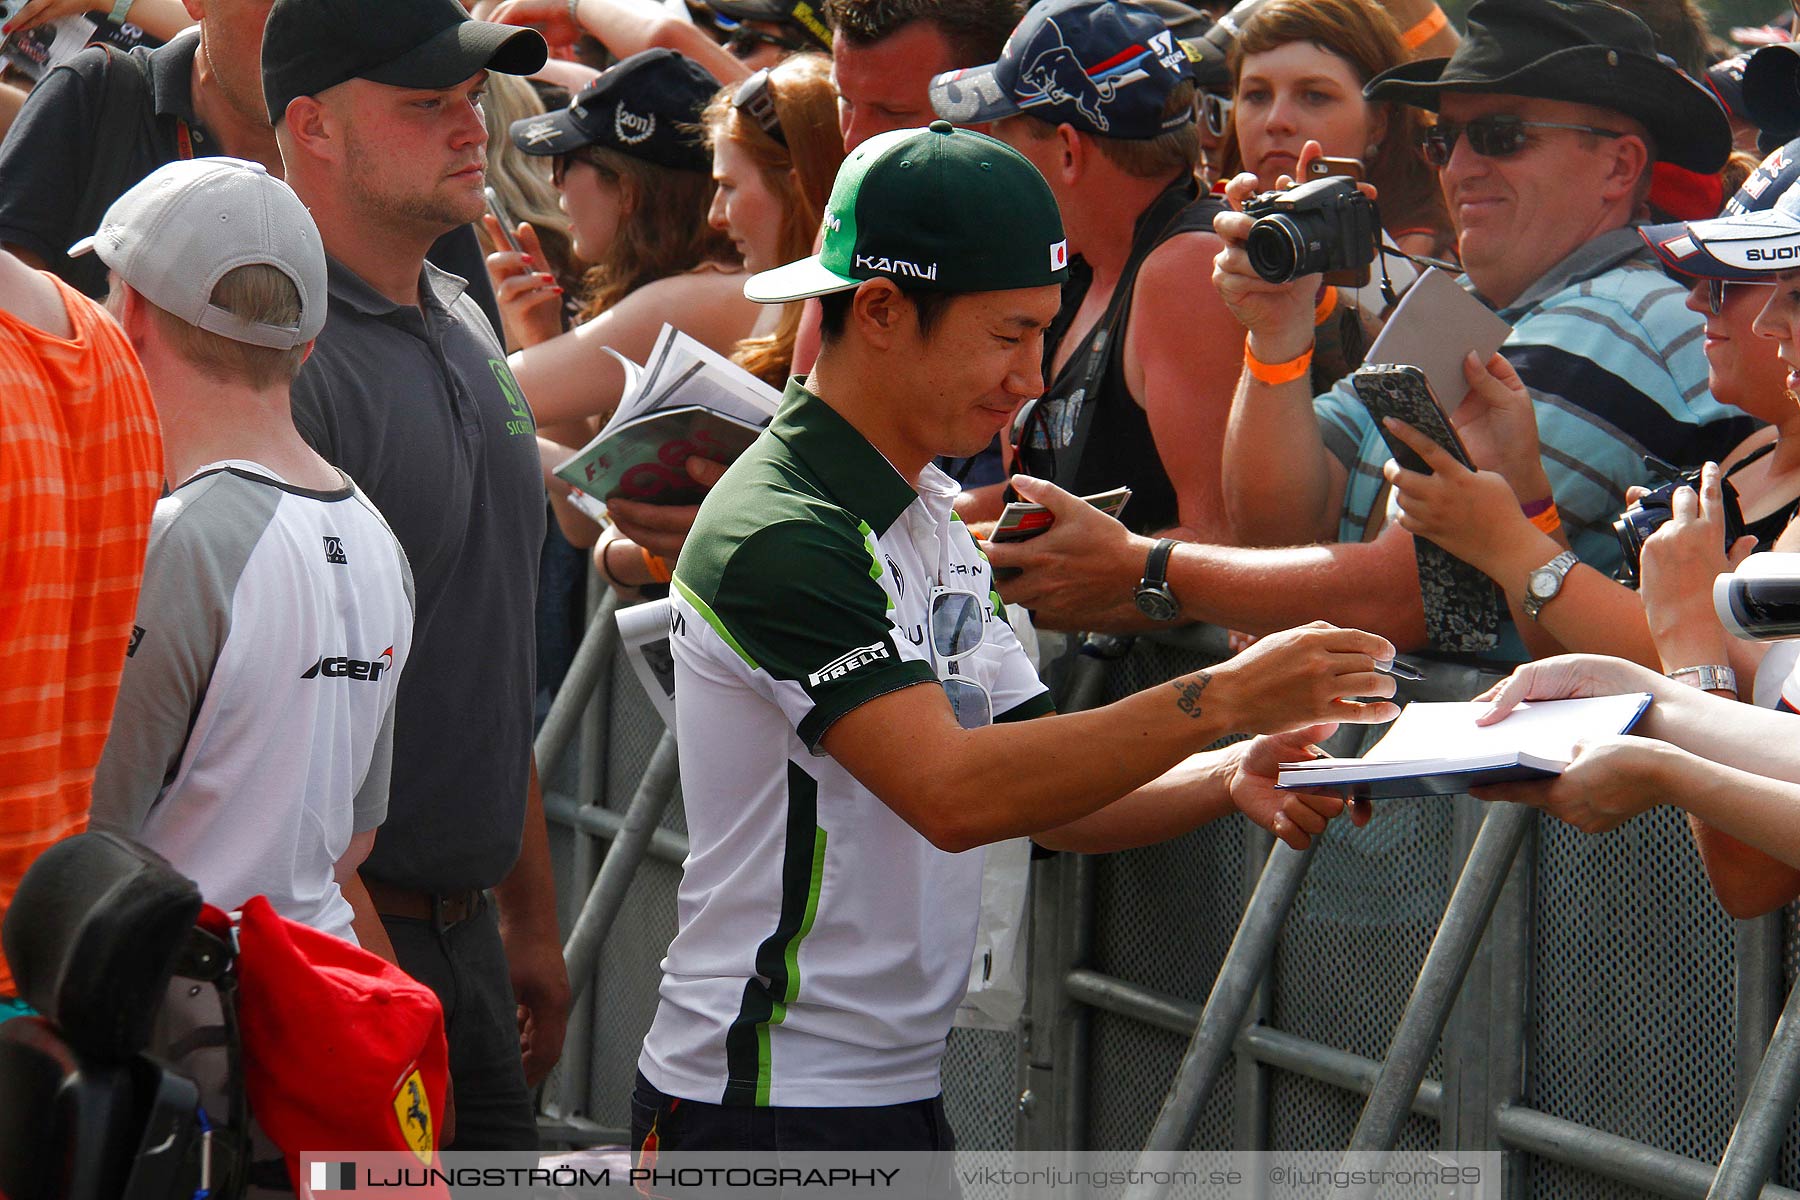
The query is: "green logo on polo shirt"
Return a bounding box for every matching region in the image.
[491,360,535,437]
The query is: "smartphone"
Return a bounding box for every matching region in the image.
[1352,364,1473,475]
[1307,155,1364,182]
[484,186,525,256]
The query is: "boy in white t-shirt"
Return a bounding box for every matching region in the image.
[89,158,413,952]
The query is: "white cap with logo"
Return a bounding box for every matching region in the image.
[70,157,327,350]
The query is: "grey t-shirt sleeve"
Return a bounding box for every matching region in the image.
[90,491,248,834]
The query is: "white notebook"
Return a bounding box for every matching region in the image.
[1277,692,1654,799]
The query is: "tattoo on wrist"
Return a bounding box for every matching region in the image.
[1171,672,1212,719]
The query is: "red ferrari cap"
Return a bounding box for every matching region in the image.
[227,896,450,1191]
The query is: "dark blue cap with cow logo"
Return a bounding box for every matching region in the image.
[508,49,718,172]
[927,0,1194,139]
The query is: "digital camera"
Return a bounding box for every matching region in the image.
[1612,463,1745,586]
[1241,176,1380,286]
[1716,552,1800,641]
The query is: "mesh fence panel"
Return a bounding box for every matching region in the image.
[1781,903,1800,1189]
[1525,807,1738,1197]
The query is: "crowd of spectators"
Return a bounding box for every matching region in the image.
[10,0,1800,1169]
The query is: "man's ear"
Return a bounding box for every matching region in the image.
[1603,133,1652,205]
[850,278,908,349]
[1056,123,1084,183]
[181,0,205,22]
[282,95,338,166]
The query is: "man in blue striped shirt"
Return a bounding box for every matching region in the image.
[989,0,1755,663]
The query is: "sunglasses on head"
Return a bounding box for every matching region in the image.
[733,67,787,146]
[1415,114,1625,167]
[1200,91,1232,138]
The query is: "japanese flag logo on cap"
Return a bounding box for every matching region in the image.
[1050,239,1069,271]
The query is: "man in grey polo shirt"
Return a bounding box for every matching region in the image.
[262,0,566,1150]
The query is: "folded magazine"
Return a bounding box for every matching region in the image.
[553,325,781,512]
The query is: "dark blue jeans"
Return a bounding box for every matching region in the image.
[384,898,536,1151]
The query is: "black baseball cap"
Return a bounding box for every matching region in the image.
[508,50,719,173]
[708,0,833,50]
[262,0,548,126]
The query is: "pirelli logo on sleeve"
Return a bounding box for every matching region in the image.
[808,641,890,687]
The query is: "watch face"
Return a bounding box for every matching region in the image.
[1135,586,1179,622]
[1527,568,1556,599]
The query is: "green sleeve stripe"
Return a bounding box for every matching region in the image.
[856,519,893,613]
[672,574,760,670]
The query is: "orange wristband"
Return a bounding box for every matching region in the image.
[1244,334,1313,385]
[640,546,673,583]
[1401,4,1448,48]
[1528,503,1562,535]
[1314,286,1339,325]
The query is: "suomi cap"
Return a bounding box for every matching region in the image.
[1640,138,1800,281]
[744,121,1069,303]
[70,158,327,350]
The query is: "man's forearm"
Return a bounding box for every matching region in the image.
[1166,528,1429,648]
[1033,742,1240,853]
[494,758,561,940]
[1221,368,1340,547]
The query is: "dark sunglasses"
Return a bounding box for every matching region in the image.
[551,147,619,188]
[1703,278,1770,315]
[733,67,787,146]
[1416,115,1625,167]
[1200,91,1232,139]
[709,12,809,56]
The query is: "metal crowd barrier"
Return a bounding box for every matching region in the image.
[532,583,1800,1198]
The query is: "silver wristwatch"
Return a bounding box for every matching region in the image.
[1667,664,1739,693]
[1523,550,1579,621]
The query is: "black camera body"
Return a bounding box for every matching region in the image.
[1241,176,1380,286]
[1613,467,1746,585]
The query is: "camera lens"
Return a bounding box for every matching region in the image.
[1717,573,1800,641]
[1246,215,1310,283]
[1612,509,1654,584]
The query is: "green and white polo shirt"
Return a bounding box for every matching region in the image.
[638,381,1053,1108]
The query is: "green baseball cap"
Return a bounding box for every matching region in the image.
[744,120,1070,304]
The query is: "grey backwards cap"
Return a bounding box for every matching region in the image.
[71,158,328,350]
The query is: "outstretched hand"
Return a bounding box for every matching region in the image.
[1226,723,1374,850]
[984,474,1150,631]
[488,0,583,45]
[1209,619,1401,734]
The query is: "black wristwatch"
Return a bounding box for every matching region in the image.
[1134,538,1181,622]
